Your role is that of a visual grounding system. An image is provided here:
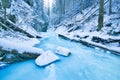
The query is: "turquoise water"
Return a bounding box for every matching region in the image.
[0,34,120,80]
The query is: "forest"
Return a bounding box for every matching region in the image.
[0,0,120,80]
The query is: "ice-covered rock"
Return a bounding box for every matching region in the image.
[35,51,59,66]
[0,63,6,67]
[55,46,71,56]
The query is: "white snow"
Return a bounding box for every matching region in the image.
[0,38,43,54]
[0,63,6,67]
[60,32,120,53]
[55,46,71,56]
[71,30,120,40]
[0,31,43,54]
[86,40,120,53]
[55,6,120,54]
[0,0,119,64]
[35,50,59,66]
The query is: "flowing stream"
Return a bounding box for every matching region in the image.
[0,33,120,80]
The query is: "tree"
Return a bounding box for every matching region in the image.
[2,0,7,24]
[109,0,112,15]
[62,0,65,15]
[98,0,104,31]
[59,0,65,23]
[80,0,83,14]
[32,0,46,32]
[1,0,11,23]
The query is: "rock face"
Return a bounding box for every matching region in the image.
[35,50,59,66]
[55,46,71,56]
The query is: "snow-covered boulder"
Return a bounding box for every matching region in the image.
[35,51,59,66]
[55,46,71,56]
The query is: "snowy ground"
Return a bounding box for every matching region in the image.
[0,0,119,65]
[0,30,43,54]
[57,31,120,53]
[55,4,120,54]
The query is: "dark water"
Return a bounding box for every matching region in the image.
[0,33,120,80]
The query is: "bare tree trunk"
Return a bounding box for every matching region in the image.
[98,0,104,31]
[2,0,7,24]
[62,0,65,15]
[109,0,112,15]
[59,0,62,23]
[80,0,83,14]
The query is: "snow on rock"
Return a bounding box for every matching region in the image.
[35,50,59,66]
[0,37,43,54]
[55,46,71,56]
[0,63,8,69]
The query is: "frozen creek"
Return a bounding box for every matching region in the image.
[0,33,120,80]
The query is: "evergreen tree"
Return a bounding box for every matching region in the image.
[98,0,104,31]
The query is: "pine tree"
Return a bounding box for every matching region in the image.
[98,0,104,31]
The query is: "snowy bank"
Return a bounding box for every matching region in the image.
[0,38,43,54]
[0,31,43,63]
[58,33,120,55]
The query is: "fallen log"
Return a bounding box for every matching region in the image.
[0,16,41,38]
[7,19,41,38]
[58,34,120,55]
[0,22,13,32]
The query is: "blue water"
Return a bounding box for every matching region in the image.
[0,33,120,80]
